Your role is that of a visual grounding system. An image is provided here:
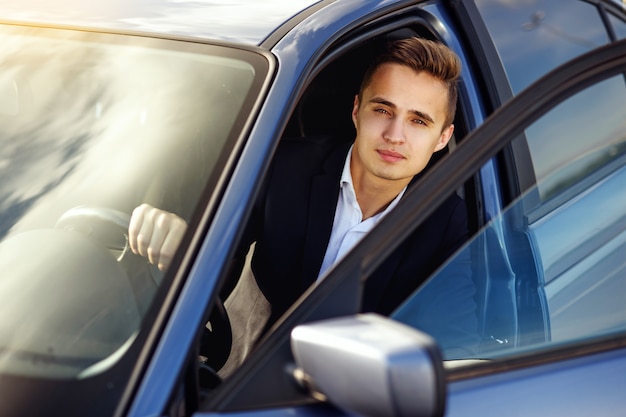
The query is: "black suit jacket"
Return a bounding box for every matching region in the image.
[234,136,476,348]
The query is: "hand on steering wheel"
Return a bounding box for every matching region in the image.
[128,203,187,271]
[56,205,233,374]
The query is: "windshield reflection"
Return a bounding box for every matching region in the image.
[0,24,262,378]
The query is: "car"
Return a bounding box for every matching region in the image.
[0,0,624,416]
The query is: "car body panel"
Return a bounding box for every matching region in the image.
[0,0,320,45]
[447,346,626,417]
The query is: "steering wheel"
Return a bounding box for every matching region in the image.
[200,299,232,372]
[55,206,233,371]
[56,206,134,256]
[55,206,161,315]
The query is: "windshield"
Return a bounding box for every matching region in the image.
[0,23,268,385]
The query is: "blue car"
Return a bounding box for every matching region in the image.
[0,1,624,416]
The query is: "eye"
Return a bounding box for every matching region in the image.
[375,108,390,115]
[411,118,427,126]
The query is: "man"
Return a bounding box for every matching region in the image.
[129,38,476,343]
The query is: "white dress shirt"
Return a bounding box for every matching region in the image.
[317,146,406,279]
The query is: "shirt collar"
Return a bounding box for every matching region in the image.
[340,145,354,189]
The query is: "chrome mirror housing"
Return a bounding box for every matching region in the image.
[290,313,445,417]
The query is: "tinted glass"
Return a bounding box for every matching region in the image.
[392,75,626,361]
[476,0,609,93]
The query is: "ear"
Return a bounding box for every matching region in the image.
[434,124,454,152]
[351,94,360,128]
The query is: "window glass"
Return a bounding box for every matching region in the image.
[475,0,609,94]
[392,75,626,361]
[609,12,626,39]
[525,76,626,201]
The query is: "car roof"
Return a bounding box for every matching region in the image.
[0,0,322,45]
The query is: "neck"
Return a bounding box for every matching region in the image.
[351,170,409,220]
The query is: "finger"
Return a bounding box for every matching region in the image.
[134,208,155,258]
[155,214,187,271]
[146,214,169,267]
[129,204,148,254]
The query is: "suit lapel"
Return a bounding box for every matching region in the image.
[300,143,350,288]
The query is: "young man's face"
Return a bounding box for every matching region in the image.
[351,63,454,188]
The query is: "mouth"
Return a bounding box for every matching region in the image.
[377,149,405,163]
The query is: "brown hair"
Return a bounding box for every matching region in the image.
[358,37,461,128]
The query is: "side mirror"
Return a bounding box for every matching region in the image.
[290,313,445,417]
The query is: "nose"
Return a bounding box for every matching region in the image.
[383,118,405,144]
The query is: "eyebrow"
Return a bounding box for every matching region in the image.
[369,97,436,125]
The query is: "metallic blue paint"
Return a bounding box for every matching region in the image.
[0,0,319,44]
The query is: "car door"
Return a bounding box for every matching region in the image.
[394,39,626,415]
[178,31,626,417]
